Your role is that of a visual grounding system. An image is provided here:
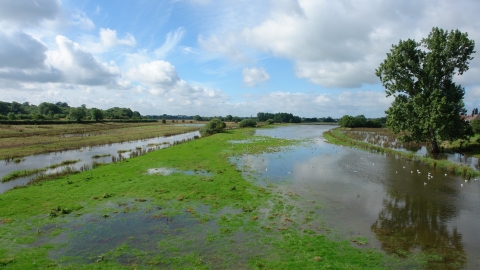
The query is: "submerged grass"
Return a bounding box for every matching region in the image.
[1,160,81,183]
[0,127,412,269]
[324,127,480,178]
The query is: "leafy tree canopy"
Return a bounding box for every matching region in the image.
[376,27,475,153]
[200,118,226,136]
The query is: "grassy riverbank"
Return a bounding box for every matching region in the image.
[0,121,207,160]
[324,127,480,179]
[0,127,414,269]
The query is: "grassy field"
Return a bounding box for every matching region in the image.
[0,126,415,269]
[0,121,211,160]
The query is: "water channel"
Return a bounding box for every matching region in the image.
[0,131,200,193]
[239,125,480,269]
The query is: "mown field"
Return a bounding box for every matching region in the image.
[0,126,418,269]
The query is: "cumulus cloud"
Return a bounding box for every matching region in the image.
[127,60,179,92]
[0,0,60,28]
[127,60,227,108]
[47,35,120,85]
[242,67,270,87]
[100,28,136,47]
[198,0,480,88]
[0,31,47,69]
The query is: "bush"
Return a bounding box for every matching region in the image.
[200,118,226,136]
[265,119,275,125]
[472,119,480,134]
[238,119,257,128]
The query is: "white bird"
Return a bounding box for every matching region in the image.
[266,168,268,171]
[465,179,468,182]
[461,184,464,187]
[424,182,427,185]
[411,171,413,173]
[445,174,447,176]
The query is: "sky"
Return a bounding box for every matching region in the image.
[1,0,480,118]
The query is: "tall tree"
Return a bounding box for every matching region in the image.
[376,27,475,153]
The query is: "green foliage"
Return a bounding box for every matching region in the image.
[376,27,475,152]
[265,119,275,125]
[90,108,103,121]
[238,118,257,128]
[193,115,203,121]
[68,107,86,122]
[471,119,480,134]
[7,112,16,120]
[257,112,301,123]
[200,118,226,136]
[38,102,62,115]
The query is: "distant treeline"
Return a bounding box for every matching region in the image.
[180,113,337,124]
[0,101,143,122]
[338,115,386,128]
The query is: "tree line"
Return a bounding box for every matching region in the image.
[0,101,142,122]
[338,115,386,128]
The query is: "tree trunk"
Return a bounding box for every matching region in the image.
[430,139,439,153]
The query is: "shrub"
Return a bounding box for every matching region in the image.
[265,119,275,125]
[200,118,226,136]
[238,119,257,128]
[471,119,480,134]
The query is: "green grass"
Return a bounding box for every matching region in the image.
[324,127,480,179]
[0,127,412,269]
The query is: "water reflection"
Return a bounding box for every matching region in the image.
[246,125,480,269]
[345,130,480,171]
[0,131,200,193]
[371,189,466,268]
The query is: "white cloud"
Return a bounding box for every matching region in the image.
[198,0,480,88]
[242,67,270,87]
[47,35,120,85]
[71,10,95,30]
[154,27,185,58]
[0,31,47,69]
[127,60,179,92]
[126,60,228,111]
[100,28,136,47]
[0,0,61,28]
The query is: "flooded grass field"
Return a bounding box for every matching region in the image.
[1,125,479,269]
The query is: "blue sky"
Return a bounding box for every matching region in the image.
[1,0,480,117]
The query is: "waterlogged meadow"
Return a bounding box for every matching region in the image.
[1,125,479,269]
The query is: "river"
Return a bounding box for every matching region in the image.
[237,125,480,269]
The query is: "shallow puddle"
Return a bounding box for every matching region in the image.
[234,125,480,269]
[147,167,212,176]
[0,131,200,193]
[38,203,269,268]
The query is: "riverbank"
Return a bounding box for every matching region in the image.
[324,127,480,178]
[0,127,413,269]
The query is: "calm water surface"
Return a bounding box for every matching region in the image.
[242,125,480,269]
[0,131,200,193]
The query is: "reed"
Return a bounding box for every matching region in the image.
[1,168,47,182]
